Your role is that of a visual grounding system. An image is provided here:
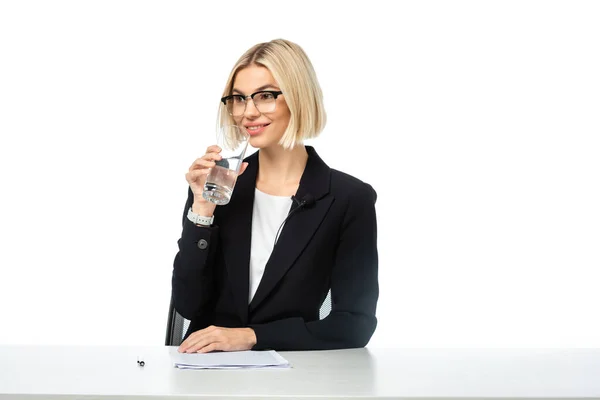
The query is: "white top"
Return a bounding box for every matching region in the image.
[1,346,599,399]
[248,188,292,303]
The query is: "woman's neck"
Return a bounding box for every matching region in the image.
[256,145,308,196]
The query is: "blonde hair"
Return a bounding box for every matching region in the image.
[218,39,326,149]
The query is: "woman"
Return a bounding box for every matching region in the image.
[172,39,378,352]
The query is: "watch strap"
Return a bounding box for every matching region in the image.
[187,207,214,226]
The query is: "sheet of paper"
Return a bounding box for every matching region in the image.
[172,350,290,369]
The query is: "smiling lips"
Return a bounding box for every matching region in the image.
[245,123,270,136]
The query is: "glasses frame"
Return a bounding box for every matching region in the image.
[221,90,284,116]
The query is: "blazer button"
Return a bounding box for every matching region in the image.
[197,239,208,250]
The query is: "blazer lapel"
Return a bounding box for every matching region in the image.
[249,146,333,312]
[218,151,259,324]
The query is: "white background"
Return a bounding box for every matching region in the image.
[0,0,598,347]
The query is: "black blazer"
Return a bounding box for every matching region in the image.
[172,146,378,350]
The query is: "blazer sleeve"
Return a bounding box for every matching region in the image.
[250,183,379,350]
[171,188,221,320]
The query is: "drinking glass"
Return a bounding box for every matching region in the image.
[202,125,249,205]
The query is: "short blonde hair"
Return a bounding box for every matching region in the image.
[218,39,326,149]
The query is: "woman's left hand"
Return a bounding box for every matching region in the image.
[178,326,257,353]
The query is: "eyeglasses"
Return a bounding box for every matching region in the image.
[221,90,283,116]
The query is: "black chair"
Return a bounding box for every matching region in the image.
[165,291,333,346]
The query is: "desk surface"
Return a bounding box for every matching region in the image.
[1,346,599,399]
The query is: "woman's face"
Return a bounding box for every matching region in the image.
[231,65,291,149]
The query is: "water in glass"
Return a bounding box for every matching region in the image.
[202,158,243,205]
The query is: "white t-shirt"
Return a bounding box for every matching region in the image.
[248,188,293,303]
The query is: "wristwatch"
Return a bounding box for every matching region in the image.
[187,207,214,226]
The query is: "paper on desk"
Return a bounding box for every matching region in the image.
[173,350,290,369]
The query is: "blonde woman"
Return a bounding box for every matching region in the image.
[173,39,378,352]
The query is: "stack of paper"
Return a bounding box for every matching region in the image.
[172,350,290,369]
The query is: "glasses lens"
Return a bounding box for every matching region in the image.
[253,92,277,114]
[225,95,245,116]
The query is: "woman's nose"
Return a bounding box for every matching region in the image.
[243,98,261,118]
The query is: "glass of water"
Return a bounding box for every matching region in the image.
[202,125,249,205]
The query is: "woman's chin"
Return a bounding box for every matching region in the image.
[248,136,271,149]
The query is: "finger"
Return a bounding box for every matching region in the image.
[179,335,204,353]
[197,342,220,353]
[192,159,217,170]
[185,169,210,185]
[189,155,221,171]
[178,336,195,353]
[177,328,208,353]
[238,162,249,176]
[178,325,220,352]
[186,327,225,353]
[182,326,222,353]
[178,342,189,353]
[205,145,222,154]
[201,152,222,162]
[186,335,217,353]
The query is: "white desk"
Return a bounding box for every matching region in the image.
[1,346,599,399]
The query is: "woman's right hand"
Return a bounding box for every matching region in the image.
[186,145,223,216]
[185,145,248,216]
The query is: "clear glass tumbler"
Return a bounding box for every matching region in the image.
[202,125,249,205]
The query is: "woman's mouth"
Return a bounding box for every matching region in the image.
[245,124,270,136]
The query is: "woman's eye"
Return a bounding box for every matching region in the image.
[258,92,275,100]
